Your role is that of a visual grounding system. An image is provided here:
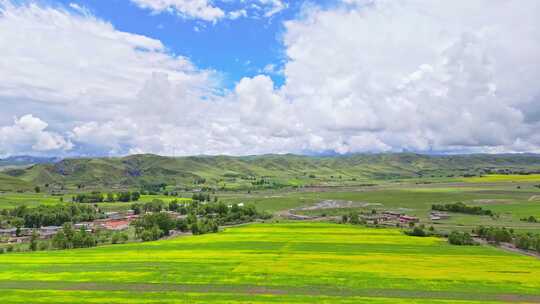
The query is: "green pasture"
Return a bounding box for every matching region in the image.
[463,174,540,183]
[0,222,538,303]
[0,193,192,210]
[0,193,65,209]
[2,180,540,232]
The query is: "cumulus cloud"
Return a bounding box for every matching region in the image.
[1,0,540,156]
[129,0,287,21]
[129,0,225,21]
[277,0,540,153]
[0,115,72,155]
[0,1,216,155]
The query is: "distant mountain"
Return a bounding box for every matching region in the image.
[3,153,540,190]
[0,155,61,167]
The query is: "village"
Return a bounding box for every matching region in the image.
[285,199,451,228]
[0,209,189,245]
[0,199,256,246]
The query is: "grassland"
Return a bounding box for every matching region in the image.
[3,178,540,232]
[0,173,33,192]
[463,174,540,183]
[5,153,540,190]
[0,192,66,209]
[0,222,538,303]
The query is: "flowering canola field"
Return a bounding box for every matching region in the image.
[0,222,539,303]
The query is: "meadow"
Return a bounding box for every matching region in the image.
[3,178,540,233]
[463,174,540,183]
[0,222,538,303]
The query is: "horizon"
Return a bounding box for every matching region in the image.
[1,1,539,157]
[4,151,540,161]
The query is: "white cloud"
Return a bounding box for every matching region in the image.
[228,9,247,20]
[276,0,540,153]
[129,0,287,21]
[259,0,286,17]
[0,115,72,155]
[1,0,540,156]
[130,0,225,21]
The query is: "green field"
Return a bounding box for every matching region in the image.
[3,180,540,232]
[0,193,66,209]
[0,193,192,211]
[0,222,538,303]
[464,174,540,183]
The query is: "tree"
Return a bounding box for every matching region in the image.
[140,225,162,242]
[133,213,174,240]
[448,231,474,245]
[131,191,141,201]
[349,211,360,224]
[30,230,38,251]
[515,234,531,250]
[131,203,143,215]
[52,230,69,249]
[34,186,41,193]
[117,192,132,202]
[169,200,179,212]
[106,193,115,202]
[407,227,426,237]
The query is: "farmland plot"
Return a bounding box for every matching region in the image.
[0,222,539,303]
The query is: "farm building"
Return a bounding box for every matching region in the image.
[399,215,419,223]
[430,212,450,221]
[383,211,402,218]
[39,226,62,239]
[99,219,130,231]
[0,228,17,237]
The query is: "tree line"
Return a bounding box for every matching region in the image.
[131,199,270,242]
[432,202,493,216]
[73,191,141,203]
[474,226,540,252]
[0,204,102,229]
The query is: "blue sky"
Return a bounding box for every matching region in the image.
[1,0,539,157]
[52,0,320,88]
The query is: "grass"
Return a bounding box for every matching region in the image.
[0,173,33,192]
[0,193,192,210]
[464,174,540,183]
[8,153,540,190]
[0,222,538,303]
[0,192,66,209]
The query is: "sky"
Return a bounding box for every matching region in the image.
[0,0,539,157]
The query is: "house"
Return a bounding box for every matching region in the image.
[430,211,449,221]
[399,215,419,223]
[383,211,402,218]
[39,226,61,239]
[0,228,17,237]
[101,219,130,231]
[9,236,31,244]
[105,212,124,220]
[74,222,92,230]
[40,226,61,233]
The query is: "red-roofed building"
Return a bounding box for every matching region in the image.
[101,219,130,231]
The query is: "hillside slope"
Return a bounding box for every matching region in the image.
[3,153,540,190]
[0,173,34,191]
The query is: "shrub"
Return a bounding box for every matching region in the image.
[448,231,474,245]
[406,227,426,237]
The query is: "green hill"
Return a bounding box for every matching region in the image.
[3,153,540,190]
[1,153,540,189]
[0,173,34,191]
